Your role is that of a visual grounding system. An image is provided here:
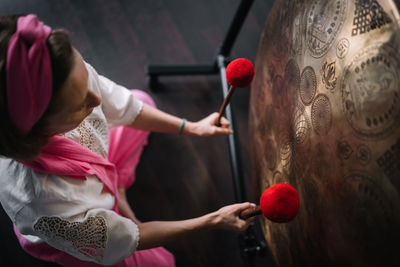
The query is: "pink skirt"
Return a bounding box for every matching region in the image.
[14,90,175,267]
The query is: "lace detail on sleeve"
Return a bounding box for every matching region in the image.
[33,216,108,261]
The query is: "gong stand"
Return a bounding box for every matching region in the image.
[146,0,267,266]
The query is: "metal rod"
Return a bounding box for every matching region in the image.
[146,0,255,79]
[146,64,218,76]
[217,55,246,203]
[217,0,255,57]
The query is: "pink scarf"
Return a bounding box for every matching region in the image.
[21,135,119,211]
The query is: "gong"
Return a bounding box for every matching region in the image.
[249,0,400,266]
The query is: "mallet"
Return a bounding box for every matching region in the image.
[240,183,300,223]
[216,58,254,126]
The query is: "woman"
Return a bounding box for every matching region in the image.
[0,14,255,266]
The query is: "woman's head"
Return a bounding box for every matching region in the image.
[44,48,101,135]
[0,14,100,160]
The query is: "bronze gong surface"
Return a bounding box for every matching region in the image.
[249,0,400,266]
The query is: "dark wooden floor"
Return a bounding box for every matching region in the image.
[0,1,275,266]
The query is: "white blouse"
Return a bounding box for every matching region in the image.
[0,63,143,265]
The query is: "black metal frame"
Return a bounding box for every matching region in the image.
[146,1,267,266]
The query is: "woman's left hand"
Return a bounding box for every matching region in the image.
[185,112,233,137]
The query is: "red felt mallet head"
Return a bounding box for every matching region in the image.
[260,183,300,223]
[239,183,300,223]
[226,58,254,88]
[216,58,254,125]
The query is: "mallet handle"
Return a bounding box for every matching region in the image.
[216,85,235,126]
[239,205,262,220]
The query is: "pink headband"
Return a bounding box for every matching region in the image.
[6,14,52,134]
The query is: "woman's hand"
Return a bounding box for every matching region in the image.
[185,112,233,137]
[212,202,256,232]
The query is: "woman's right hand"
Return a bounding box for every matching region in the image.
[212,202,256,232]
[137,202,256,250]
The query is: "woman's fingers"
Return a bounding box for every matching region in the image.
[191,113,232,137]
[236,203,256,232]
[211,112,230,127]
[235,202,257,213]
[219,116,231,128]
[211,113,232,135]
[214,126,233,135]
[215,202,257,232]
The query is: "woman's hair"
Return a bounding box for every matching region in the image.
[0,15,75,160]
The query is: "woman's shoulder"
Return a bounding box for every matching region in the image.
[0,158,80,212]
[0,158,39,197]
[0,157,113,222]
[0,158,42,220]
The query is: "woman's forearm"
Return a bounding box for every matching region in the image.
[135,202,255,250]
[136,212,219,250]
[129,103,233,137]
[129,103,194,135]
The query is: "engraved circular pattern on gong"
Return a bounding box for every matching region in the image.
[306,0,347,58]
[341,43,400,138]
[300,66,317,105]
[293,104,311,145]
[336,38,350,59]
[279,130,293,169]
[311,94,332,135]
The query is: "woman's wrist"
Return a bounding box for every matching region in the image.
[200,211,220,230]
[180,120,196,136]
[178,118,187,135]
